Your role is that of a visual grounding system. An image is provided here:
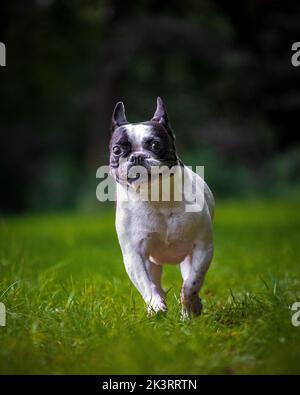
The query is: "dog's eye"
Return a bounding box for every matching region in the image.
[151,141,161,151]
[113,146,121,155]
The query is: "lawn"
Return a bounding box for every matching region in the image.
[0,201,300,374]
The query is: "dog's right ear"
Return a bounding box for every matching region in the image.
[112,102,128,131]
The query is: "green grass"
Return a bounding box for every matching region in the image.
[0,201,300,374]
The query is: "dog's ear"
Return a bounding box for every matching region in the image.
[151,97,169,125]
[112,102,128,130]
[152,97,175,141]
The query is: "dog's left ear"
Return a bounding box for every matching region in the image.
[152,97,169,125]
[151,97,175,140]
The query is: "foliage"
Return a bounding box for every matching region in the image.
[1,1,300,211]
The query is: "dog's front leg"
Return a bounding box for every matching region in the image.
[123,250,167,315]
[180,240,214,320]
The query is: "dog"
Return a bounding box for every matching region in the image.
[109,97,214,319]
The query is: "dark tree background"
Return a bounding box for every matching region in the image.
[1,0,300,213]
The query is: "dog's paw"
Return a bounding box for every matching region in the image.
[181,295,202,321]
[147,295,167,316]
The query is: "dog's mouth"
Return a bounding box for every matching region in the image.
[127,174,144,184]
[126,163,151,183]
[111,167,149,185]
[127,171,152,185]
[112,160,179,185]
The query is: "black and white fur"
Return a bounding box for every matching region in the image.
[109,97,214,319]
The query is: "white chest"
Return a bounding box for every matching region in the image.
[116,200,201,264]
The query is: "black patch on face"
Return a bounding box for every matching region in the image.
[109,127,131,168]
[141,121,178,167]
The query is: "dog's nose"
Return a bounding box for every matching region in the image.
[129,153,146,165]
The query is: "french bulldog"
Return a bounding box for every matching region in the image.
[109,97,214,319]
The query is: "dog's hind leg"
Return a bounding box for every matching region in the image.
[180,255,192,282]
[180,241,214,320]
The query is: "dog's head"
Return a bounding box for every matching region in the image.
[109,97,179,184]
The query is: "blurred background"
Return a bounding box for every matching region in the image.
[1,0,300,213]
